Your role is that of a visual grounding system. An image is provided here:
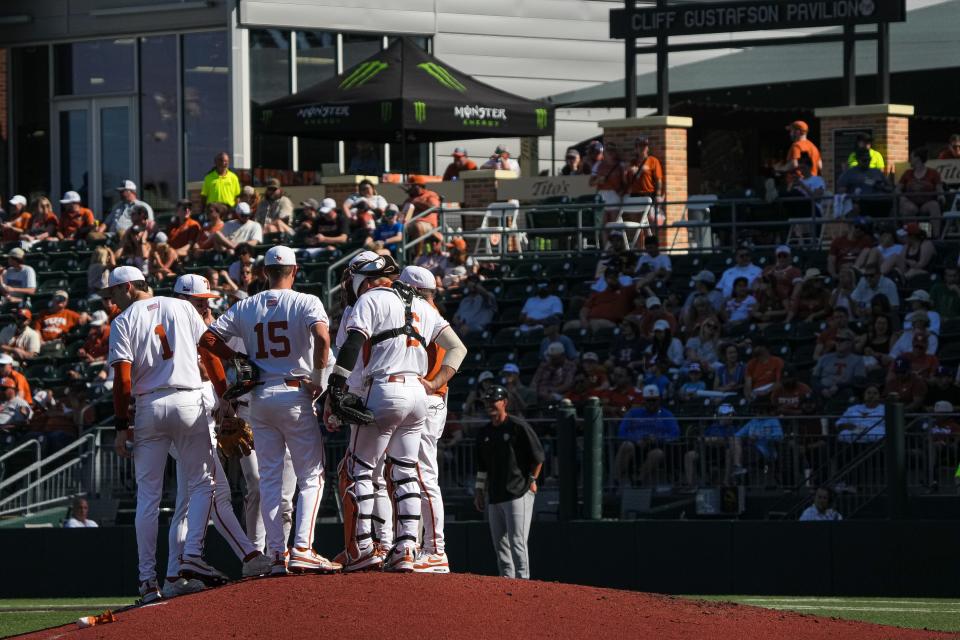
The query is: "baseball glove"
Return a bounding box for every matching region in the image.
[217,416,255,457]
[322,387,375,426]
[222,355,262,401]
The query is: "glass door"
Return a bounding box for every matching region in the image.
[52,97,137,216]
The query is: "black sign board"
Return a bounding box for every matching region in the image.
[611,0,906,39]
[833,128,872,185]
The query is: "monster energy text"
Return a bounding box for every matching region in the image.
[535,108,548,130]
[414,101,427,123]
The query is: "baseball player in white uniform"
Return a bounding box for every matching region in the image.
[398,266,455,574]
[105,266,223,603]
[162,274,273,597]
[326,254,467,572]
[200,245,339,575]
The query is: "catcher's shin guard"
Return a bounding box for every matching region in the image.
[341,453,376,559]
[385,456,422,551]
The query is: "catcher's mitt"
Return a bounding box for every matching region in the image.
[322,387,375,427]
[217,416,254,457]
[223,355,262,401]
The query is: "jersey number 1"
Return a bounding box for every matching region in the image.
[254,321,291,358]
[154,325,174,360]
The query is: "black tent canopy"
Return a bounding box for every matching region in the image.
[258,38,554,145]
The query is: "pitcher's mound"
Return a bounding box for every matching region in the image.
[18,573,951,640]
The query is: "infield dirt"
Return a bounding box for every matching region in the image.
[15,573,956,639]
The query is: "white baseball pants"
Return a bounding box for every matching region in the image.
[418,394,447,554]
[238,448,297,553]
[133,388,213,584]
[249,381,325,558]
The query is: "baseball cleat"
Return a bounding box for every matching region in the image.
[412,551,450,574]
[138,579,162,604]
[373,541,390,562]
[179,555,229,586]
[270,550,289,576]
[342,545,384,573]
[242,552,274,578]
[288,547,342,574]
[383,545,416,573]
[161,577,205,598]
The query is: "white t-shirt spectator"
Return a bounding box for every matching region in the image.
[799,506,842,521]
[904,310,941,336]
[0,324,42,356]
[889,331,938,358]
[2,264,37,290]
[836,403,885,442]
[481,157,521,174]
[344,193,388,214]
[725,295,757,323]
[850,275,900,309]
[222,219,264,245]
[636,253,672,274]
[0,396,32,426]
[521,295,563,322]
[64,517,99,528]
[716,264,763,298]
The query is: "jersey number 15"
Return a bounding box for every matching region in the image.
[254,321,291,358]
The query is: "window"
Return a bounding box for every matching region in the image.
[250,29,292,170]
[296,31,338,171]
[139,36,180,209]
[342,34,382,73]
[54,39,136,96]
[182,31,230,184]
[11,46,50,196]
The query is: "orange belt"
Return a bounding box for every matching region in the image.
[284,379,304,388]
[387,375,405,383]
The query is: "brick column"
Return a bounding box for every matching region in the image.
[320,175,379,206]
[599,116,692,248]
[459,169,517,209]
[814,104,914,192]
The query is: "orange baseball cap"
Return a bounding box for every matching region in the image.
[15,308,31,321]
[408,175,427,186]
[786,120,809,133]
[0,377,15,389]
[446,237,467,251]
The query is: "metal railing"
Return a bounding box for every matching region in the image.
[0,433,98,516]
[0,438,41,486]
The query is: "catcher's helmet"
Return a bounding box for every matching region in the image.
[343,251,399,305]
[483,385,508,402]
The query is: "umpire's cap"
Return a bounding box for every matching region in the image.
[483,385,508,402]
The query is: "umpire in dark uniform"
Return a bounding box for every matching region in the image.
[474,385,544,579]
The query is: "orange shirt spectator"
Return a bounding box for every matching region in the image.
[10,369,32,405]
[58,207,96,239]
[169,218,202,250]
[442,148,478,181]
[787,139,821,176]
[624,146,664,197]
[34,291,81,341]
[401,177,441,228]
[196,204,227,252]
[899,165,942,206]
[937,135,960,159]
[770,378,812,416]
[2,196,31,241]
[745,346,784,398]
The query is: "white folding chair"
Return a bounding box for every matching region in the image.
[669,194,717,251]
[605,195,652,248]
[940,193,960,239]
[786,191,833,249]
[479,199,524,254]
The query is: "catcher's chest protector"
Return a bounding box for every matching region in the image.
[369,282,427,348]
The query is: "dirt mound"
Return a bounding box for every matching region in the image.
[18,573,952,640]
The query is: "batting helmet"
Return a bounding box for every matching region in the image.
[483,385,508,402]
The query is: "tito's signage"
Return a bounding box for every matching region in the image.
[610,0,905,38]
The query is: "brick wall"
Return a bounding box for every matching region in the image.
[461,175,498,210]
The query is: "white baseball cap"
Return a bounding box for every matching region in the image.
[906,290,931,303]
[8,195,26,207]
[89,310,110,327]
[174,273,219,299]
[775,244,792,256]
[399,265,436,290]
[60,191,81,204]
[642,384,661,399]
[546,342,566,356]
[235,202,252,216]
[935,400,954,414]
[265,245,297,266]
[105,265,145,289]
[116,179,137,192]
[153,231,168,244]
[653,319,670,331]
[319,197,337,214]
[0,354,13,365]
[502,363,520,374]
[646,296,662,309]
[478,370,495,382]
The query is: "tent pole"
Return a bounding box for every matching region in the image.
[402,129,408,178]
[551,132,556,176]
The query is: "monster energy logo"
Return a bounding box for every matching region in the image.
[417,62,466,93]
[414,101,427,123]
[535,108,548,130]
[339,61,388,89]
[380,101,393,123]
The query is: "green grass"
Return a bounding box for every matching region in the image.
[0,597,134,638]
[692,596,960,632]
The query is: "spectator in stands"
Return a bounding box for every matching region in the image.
[884,359,926,412]
[501,363,536,417]
[744,341,784,401]
[837,385,886,442]
[227,244,255,283]
[77,311,110,363]
[634,236,671,289]
[195,203,227,253]
[101,180,153,237]
[256,178,294,235]
[34,290,85,342]
[441,242,476,290]
[367,206,403,257]
[0,308,40,360]
[623,136,664,202]
[148,232,178,281]
[347,141,381,175]
[24,382,91,453]
[452,275,496,336]
[716,246,763,298]
[614,385,679,487]
[560,149,581,176]
[814,307,852,360]
[531,342,577,405]
[0,247,37,303]
[84,246,114,294]
[751,276,788,328]
[538,317,577,361]
[684,403,737,488]
[786,269,831,323]
[731,402,784,477]
[799,486,843,521]
[237,184,260,213]
[481,144,520,174]
[856,224,902,276]
[715,343,746,395]
[722,276,757,326]
[762,246,801,300]
[770,368,812,416]
[589,141,625,220]
[642,357,671,398]
[582,141,603,176]
[343,179,387,222]
[64,497,99,528]
[901,332,939,378]
[200,151,241,212]
[603,320,643,373]
[23,196,58,243]
[857,313,895,371]
[846,133,885,170]
[57,191,96,240]
[850,266,899,319]
[779,120,822,176]
[932,266,960,318]
[938,133,960,159]
[838,149,892,217]
[644,319,683,369]
[114,223,150,273]
[0,376,31,429]
[2,194,30,242]
[812,329,865,399]
[464,371,497,418]
[898,223,937,278]
[599,365,643,417]
[924,366,960,410]
[681,270,723,329]
[904,290,940,335]
[519,280,563,332]
[207,202,263,253]
[442,147,478,181]
[827,217,876,278]
[565,269,634,332]
[565,352,609,406]
[638,295,677,337]
[167,199,202,256]
[829,266,857,314]
[0,354,31,404]
[414,240,448,277]
[891,311,937,358]
[302,198,348,250]
[400,175,441,247]
[678,362,707,401]
[684,317,721,372]
[898,149,945,236]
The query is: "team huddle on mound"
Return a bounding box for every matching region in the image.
[103,246,466,603]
